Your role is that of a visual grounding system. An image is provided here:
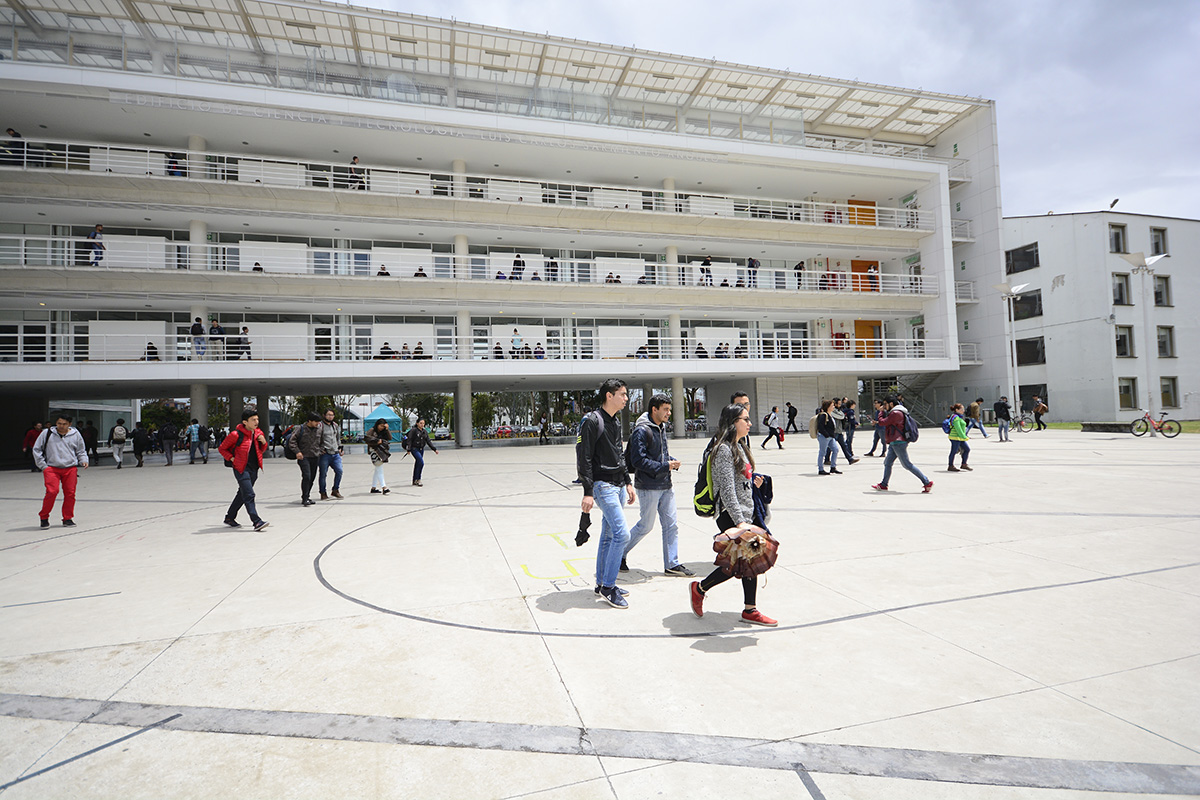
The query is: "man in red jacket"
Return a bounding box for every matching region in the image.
[218,408,270,531]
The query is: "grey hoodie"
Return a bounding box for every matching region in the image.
[33,427,88,470]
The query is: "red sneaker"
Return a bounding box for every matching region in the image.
[923,481,934,493]
[741,608,778,627]
[872,483,889,491]
[689,581,705,618]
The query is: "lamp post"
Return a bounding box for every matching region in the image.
[1119,252,1168,435]
[993,282,1029,413]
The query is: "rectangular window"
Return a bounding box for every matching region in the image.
[1004,242,1040,274]
[1161,377,1179,409]
[1150,227,1168,256]
[1114,325,1134,357]
[1109,223,1127,253]
[1012,289,1043,320]
[1154,275,1172,306]
[1157,326,1175,358]
[1112,273,1131,305]
[1118,377,1138,410]
[1016,336,1045,366]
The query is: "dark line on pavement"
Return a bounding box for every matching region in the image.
[537,470,572,490]
[2,592,121,609]
[0,713,180,790]
[1,695,1196,794]
[795,764,828,800]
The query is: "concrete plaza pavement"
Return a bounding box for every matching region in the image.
[1,429,1198,798]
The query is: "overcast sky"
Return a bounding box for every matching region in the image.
[379,0,1200,221]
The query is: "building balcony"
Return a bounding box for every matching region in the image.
[958,341,982,364]
[951,219,974,242]
[954,280,979,303]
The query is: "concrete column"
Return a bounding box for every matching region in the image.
[663,177,676,209]
[454,234,469,281]
[186,135,206,181]
[668,313,682,359]
[229,392,243,431]
[188,220,207,272]
[452,159,466,198]
[672,376,686,438]
[455,379,473,447]
[665,244,680,287]
[190,383,208,427]
[642,383,654,415]
[256,394,271,423]
[456,309,471,360]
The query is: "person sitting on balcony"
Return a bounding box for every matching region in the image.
[143,342,160,361]
[735,278,745,288]
[511,254,525,280]
[613,275,622,284]
[734,343,747,358]
[2,128,24,165]
[413,342,425,359]
[495,269,506,280]
[530,270,541,281]
[534,343,545,359]
[492,342,504,360]
[818,272,830,291]
[716,343,729,359]
[400,343,411,360]
[376,342,396,360]
[605,272,617,284]
[635,343,649,359]
[252,262,264,272]
[695,342,709,359]
[413,267,428,278]
[377,265,391,277]
[720,278,730,287]
[636,274,648,285]
[521,343,533,359]
[349,156,366,190]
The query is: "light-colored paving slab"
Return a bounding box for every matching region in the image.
[1,429,1198,797]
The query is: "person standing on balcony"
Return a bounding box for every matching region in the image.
[218,408,270,531]
[317,408,344,501]
[621,394,692,578]
[872,396,933,493]
[33,414,88,529]
[868,264,879,291]
[404,419,438,487]
[576,378,635,609]
[209,318,226,361]
[348,156,366,190]
[746,256,759,288]
[22,421,43,472]
[993,396,1012,442]
[1,128,24,165]
[86,224,105,266]
[108,418,128,469]
[511,254,525,280]
[698,256,714,286]
[190,317,206,360]
[287,412,322,506]
[965,398,988,438]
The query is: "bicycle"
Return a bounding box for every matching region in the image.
[1131,410,1181,438]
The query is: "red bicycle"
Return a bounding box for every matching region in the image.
[1131,410,1181,438]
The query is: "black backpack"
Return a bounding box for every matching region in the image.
[282,426,298,460]
[763,413,771,426]
[224,430,245,468]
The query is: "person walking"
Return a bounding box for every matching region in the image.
[965,398,989,438]
[186,418,209,464]
[843,399,860,455]
[785,402,799,433]
[22,421,43,472]
[945,403,972,472]
[539,412,550,444]
[576,378,635,609]
[218,408,270,531]
[621,394,692,577]
[82,420,100,463]
[760,406,783,449]
[86,224,106,266]
[271,424,284,457]
[317,408,345,500]
[131,421,151,467]
[160,419,178,465]
[864,400,888,457]
[872,396,933,493]
[1033,396,1049,431]
[364,418,392,495]
[689,403,777,627]
[993,396,1012,442]
[403,419,438,487]
[33,414,88,528]
[286,412,322,506]
[815,399,841,476]
[829,398,859,464]
[108,418,128,468]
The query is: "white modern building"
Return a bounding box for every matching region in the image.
[0,0,1004,450]
[979,212,1195,423]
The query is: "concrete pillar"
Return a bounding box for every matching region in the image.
[256,394,271,423]
[190,383,208,427]
[229,392,243,431]
[452,159,466,199]
[456,309,471,359]
[668,313,682,359]
[455,379,473,447]
[188,220,207,272]
[642,383,654,416]
[186,135,206,181]
[454,234,469,281]
[672,376,686,438]
[665,245,680,287]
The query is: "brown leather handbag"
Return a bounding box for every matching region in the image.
[713,524,780,579]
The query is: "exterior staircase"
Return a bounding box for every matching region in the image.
[865,374,942,427]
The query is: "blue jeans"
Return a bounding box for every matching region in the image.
[623,487,679,570]
[881,441,930,487]
[965,417,988,437]
[227,466,262,524]
[593,481,631,588]
[867,426,887,455]
[817,434,838,471]
[949,439,970,466]
[997,419,1010,441]
[190,441,207,462]
[411,448,425,482]
[318,452,343,493]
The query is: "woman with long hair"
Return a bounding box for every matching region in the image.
[816,399,842,476]
[364,418,392,494]
[689,403,777,626]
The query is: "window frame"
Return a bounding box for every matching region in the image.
[1015,335,1046,366]
[1109,223,1127,254]
[1004,242,1040,275]
[1118,377,1138,411]
[1160,376,1179,409]
[1012,288,1043,321]
[1115,325,1135,358]
[1157,326,1175,358]
[1154,275,1172,307]
[1150,227,1168,256]
[1112,273,1132,306]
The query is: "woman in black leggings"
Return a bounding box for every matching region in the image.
[689,403,777,627]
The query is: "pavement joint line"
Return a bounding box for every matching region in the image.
[2,591,122,609]
[1,693,1197,794]
[537,470,573,489]
[795,762,829,799]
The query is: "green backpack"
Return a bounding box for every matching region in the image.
[692,437,717,517]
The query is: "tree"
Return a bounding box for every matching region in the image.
[276,395,300,425]
[140,399,188,431]
[294,395,335,423]
[472,392,496,430]
[386,392,449,431]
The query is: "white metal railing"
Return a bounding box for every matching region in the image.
[954,280,977,301]
[958,342,981,362]
[951,218,973,239]
[0,237,941,295]
[0,137,938,232]
[1,332,948,365]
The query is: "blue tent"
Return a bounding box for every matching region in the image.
[362,403,403,431]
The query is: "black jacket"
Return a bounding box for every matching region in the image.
[405,426,437,453]
[993,400,1011,421]
[816,412,837,438]
[575,409,629,496]
[629,413,672,491]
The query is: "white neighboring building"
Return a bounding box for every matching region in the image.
[996,212,1197,422]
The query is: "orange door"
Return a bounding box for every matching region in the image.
[855,320,881,358]
[847,199,877,226]
[850,260,878,292]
